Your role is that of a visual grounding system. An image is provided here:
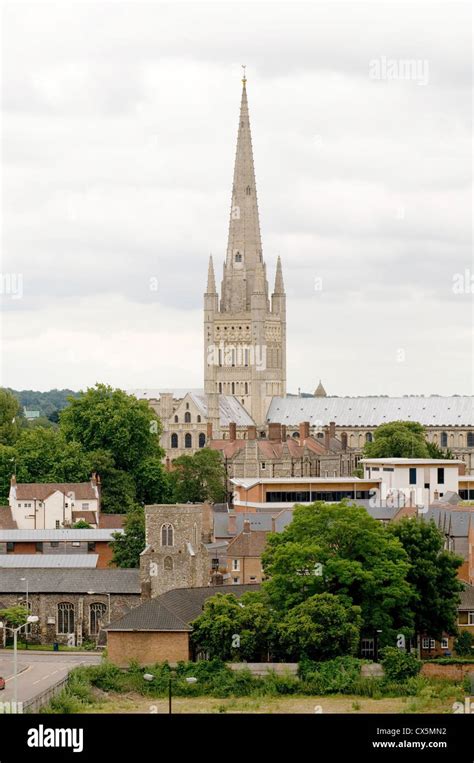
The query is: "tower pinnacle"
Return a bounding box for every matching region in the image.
[206,255,216,294]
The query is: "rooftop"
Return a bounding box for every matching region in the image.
[361,458,464,465]
[0,529,122,541]
[0,554,99,568]
[0,568,140,594]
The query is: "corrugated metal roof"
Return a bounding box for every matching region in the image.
[0,555,99,568]
[0,568,140,593]
[267,396,474,427]
[190,393,255,426]
[0,529,122,541]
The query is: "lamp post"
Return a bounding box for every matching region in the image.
[20,578,29,649]
[0,616,39,704]
[143,672,196,714]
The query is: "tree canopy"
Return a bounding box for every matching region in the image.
[363,420,452,459]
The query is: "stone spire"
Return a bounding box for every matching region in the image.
[220,75,267,312]
[206,255,216,293]
[314,380,327,397]
[273,256,285,294]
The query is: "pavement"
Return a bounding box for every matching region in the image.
[0,650,101,706]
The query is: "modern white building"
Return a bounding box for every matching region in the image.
[8,476,101,530]
[361,458,464,507]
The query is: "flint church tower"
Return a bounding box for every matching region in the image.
[204,73,286,427]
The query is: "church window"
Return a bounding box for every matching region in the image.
[244,349,249,367]
[218,383,222,393]
[197,415,201,423]
[218,349,222,366]
[90,603,107,636]
[441,432,448,447]
[185,433,192,448]
[171,433,178,449]
[161,523,174,547]
[57,602,75,635]
[231,383,235,394]
[186,403,189,410]
[246,186,251,195]
[184,411,191,423]
[199,432,206,448]
[244,383,248,395]
[164,556,173,571]
[365,432,373,443]
[235,253,242,263]
[467,433,474,447]
[174,415,178,423]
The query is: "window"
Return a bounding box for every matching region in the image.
[57,602,75,634]
[232,577,240,584]
[231,382,235,394]
[161,523,174,547]
[441,638,449,649]
[88,542,96,552]
[199,433,206,448]
[467,433,474,448]
[185,433,192,449]
[365,432,373,443]
[468,612,474,625]
[55,520,60,529]
[232,559,240,571]
[192,523,198,547]
[164,556,173,571]
[235,253,242,262]
[72,541,81,547]
[171,433,178,449]
[184,411,191,423]
[360,639,374,658]
[50,542,59,548]
[197,415,201,423]
[437,468,445,484]
[261,462,266,470]
[82,503,89,510]
[6,542,14,553]
[174,415,178,423]
[218,383,222,394]
[422,638,430,649]
[440,432,448,447]
[409,468,417,485]
[90,603,107,636]
[245,185,251,195]
[35,542,43,553]
[244,382,248,395]
[186,403,189,410]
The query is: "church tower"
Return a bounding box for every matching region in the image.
[204,73,286,426]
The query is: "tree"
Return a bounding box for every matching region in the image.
[388,517,463,642]
[73,520,92,529]
[278,593,362,660]
[0,605,29,628]
[454,630,474,657]
[262,501,413,645]
[59,383,163,473]
[134,456,171,505]
[0,389,21,445]
[0,444,16,503]
[170,449,226,503]
[110,508,145,568]
[363,421,430,458]
[13,428,90,484]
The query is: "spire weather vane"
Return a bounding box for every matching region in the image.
[241,64,247,83]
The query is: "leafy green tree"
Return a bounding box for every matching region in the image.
[13,428,90,483]
[73,520,92,529]
[60,383,163,473]
[262,501,413,644]
[388,518,463,642]
[0,444,16,503]
[363,421,430,458]
[0,605,29,628]
[170,448,226,503]
[0,389,21,445]
[426,441,454,459]
[134,456,171,505]
[454,630,474,657]
[379,647,421,680]
[278,593,362,660]
[110,508,145,568]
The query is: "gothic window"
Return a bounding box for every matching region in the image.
[218,383,222,393]
[164,556,173,571]
[467,433,474,447]
[246,186,251,195]
[174,415,178,423]
[90,603,107,636]
[171,433,178,449]
[161,523,174,547]
[244,349,249,367]
[57,602,75,634]
[197,415,201,423]
[199,432,206,448]
[441,432,448,447]
[185,433,192,448]
[231,382,235,394]
[235,253,242,262]
[184,411,191,423]
[365,432,373,443]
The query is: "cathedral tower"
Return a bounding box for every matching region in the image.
[204,74,286,426]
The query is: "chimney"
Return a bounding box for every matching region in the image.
[271,515,276,533]
[206,421,213,439]
[91,472,97,487]
[247,425,257,440]
[229,422,237,441]
[243,519,251,534]
[281,425,287,440]
[324,428,330,450]
[329,421,336,440]
[299,421,310,441]
[341,432,348,451]
[268,422,282,442]
[228,512,237,535]
[459,462,466,476]
[10,475,16,486]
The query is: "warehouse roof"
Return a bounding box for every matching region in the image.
[0,569,140,593]
[0,529,122,542]
[0,555,99,568]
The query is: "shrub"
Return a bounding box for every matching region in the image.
[298,656,364,694]
[454,631,474,657]
[380,647,421,682]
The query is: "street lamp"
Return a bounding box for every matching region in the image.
[143,672,197,714]
[0,615,39,704]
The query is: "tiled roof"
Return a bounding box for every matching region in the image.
[98,514,126,529]
[0,507,17,529]
[227,529,269,557]
[0,568,140,594]
[14,482,97,501]
[460,584,474,609]
[267,396,474,427]
[0,555,99,568]
[106,584,260,632]
[72,511,97,523]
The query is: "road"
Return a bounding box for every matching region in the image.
[0,650,101,707]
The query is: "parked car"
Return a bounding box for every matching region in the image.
[0,676,5,690]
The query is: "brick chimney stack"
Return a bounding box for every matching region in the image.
[243,519,251,534]
[10,475,16,486]
[299,421,310,441]
[229,422,237,441]
[247,425,257,440]
[228,512,237,535]
[206,421,213,439]
[268,423,282,441]
[281,425,287,440]
[329,421,336,439]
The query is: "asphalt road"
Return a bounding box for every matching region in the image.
[0,650,101,706]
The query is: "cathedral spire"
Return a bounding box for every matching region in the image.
[206,255,216,293]
[273,256,285,294]
[221,74,267,312]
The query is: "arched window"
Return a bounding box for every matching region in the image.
[231,382,235,394]
[164,556,173,571]
[199,432,206,448]
[57,602,75,634]
[235,252,242,262]
[184,411,191,423]
[171,433,178,449]
[218,382,222,393]
[245,185,251,195]
[174,415,178,423]
[192,523,198,547]
[467,433,474,448]
[441,432,448,448]
[197,415,201,423]
[186,403,189,410]
[161,523,174,547]
[90,603,107,636]
[244,382,248,395]
[185,433,192,448]
[365,432,373,443]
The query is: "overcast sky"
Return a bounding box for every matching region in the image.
[1,1,472,396]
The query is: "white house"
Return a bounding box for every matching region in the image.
[360,458,464,507]
[8,475,101,530]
